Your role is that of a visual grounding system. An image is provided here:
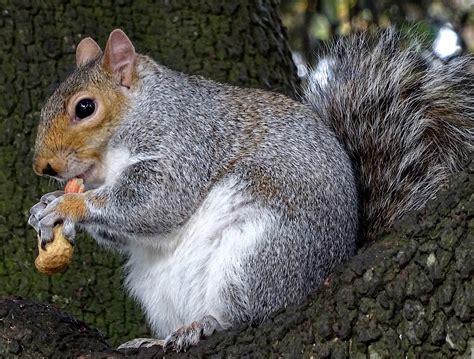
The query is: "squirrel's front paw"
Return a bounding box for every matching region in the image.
[29,192,84,248]
[28,191,64,233]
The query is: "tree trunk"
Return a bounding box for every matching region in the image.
[0,298,111,358]
[0,0,297,346]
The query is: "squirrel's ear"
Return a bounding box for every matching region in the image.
[76,37,102,67]
[103,29,136,89]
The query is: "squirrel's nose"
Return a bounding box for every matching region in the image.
[42,163,58,177]
[33,158,62,177]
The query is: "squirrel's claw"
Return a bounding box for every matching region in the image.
[117,316,221,353]
[39,226,54,249]
[35,196,68,248]
[163,315,221,352]
[62,220,76,244]
[28,191,66,234]
[29,190,82,249]
[117,338,165,350]
[28,191,62,233]
[40,190,65,205]
[38,211,59,249]
[163,325,202,352]
[28,205,44,233]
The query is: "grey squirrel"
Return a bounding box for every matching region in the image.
[28,29,473,351]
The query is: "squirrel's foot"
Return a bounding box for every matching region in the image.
[117,338,165,350]
[163,315,222,352]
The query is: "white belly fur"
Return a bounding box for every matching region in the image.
[123,178,274,338]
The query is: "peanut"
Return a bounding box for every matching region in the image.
[34,178,84,274]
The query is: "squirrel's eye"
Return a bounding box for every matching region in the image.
[75,98,95,120]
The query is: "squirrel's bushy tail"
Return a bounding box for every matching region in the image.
[304,29,473,242]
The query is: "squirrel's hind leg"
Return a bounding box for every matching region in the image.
[163,315,222,352]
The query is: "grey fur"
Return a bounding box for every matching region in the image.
[101,57,358,327]
[30,29,473,351]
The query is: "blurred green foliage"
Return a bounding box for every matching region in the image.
[280,0,474,62]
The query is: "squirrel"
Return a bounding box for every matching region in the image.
[28,29,473,352]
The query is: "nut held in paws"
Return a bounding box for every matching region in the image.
[35,227,74,274]
[34,178,84,275]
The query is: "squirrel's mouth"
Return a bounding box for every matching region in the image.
[74,163,106,190]
[76,164,95,183]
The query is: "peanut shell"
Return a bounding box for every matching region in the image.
[34,178,83,275]
[35,225,74,274]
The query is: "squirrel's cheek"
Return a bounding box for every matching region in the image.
[55,194,88,222]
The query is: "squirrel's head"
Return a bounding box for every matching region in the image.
[33,29,137,187]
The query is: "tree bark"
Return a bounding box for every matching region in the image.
[0,0,297,346]
[0,298,111,358]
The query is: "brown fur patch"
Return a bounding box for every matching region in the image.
[250,167,279,200]
[64,85,128,158]
[56,193,88,222]
[34,78,128,175]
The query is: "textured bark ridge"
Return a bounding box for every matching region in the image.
[0,298,111,358]
[0,1,296,345]
[1,157,472,357]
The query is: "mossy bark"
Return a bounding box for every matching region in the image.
[0,298,111,358]
[0,0,297,346]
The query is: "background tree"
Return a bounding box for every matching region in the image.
[281,0,474,68]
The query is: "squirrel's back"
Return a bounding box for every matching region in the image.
[304,29,473,242]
